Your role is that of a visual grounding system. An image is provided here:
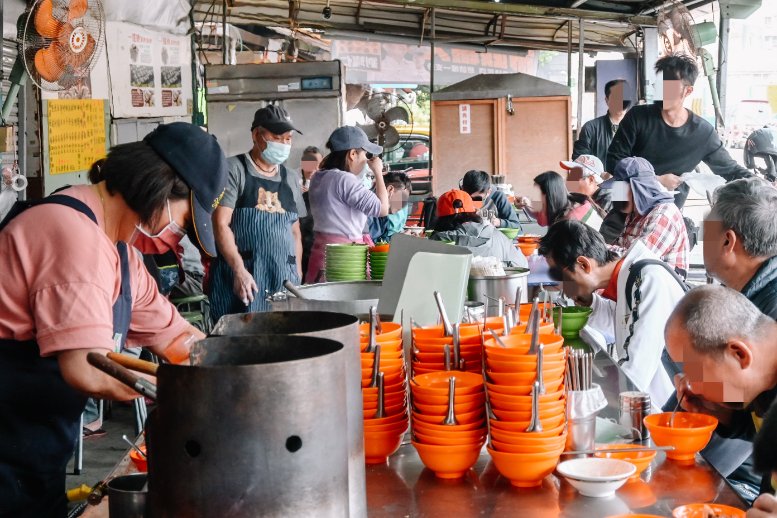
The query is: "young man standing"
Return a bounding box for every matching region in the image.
[607,54,750,207]
[572,79,630,165]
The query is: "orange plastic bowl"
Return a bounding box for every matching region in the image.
[487,387,564,404]
[129,445,147,472]
[411,371,484,395]
[489,426,567,446]
[517,241,539,257]
[486,377,564,395]
[671,503,745,518]
[413,399,484,416]
[487,446,563,487]
[490,419,566,437]
[412,418,485,434]
[412,409,483,426]
[363,420,409,436]
[412,440,485,479]
[413,336,483,350]
[413,391,485,406]
[485,349,565,364]
[361,348,403,360]
[490,397,565,415]
[359,322,403,341]
[487,359,566,374]
[489,412,565,430]
[413,430,485,447]
[362,382,406,399]
[643,413,718,462]
[414,350,482,363]
[487,366,565,386]
[491,434,567,454]
[364,429,404,464]
[484,334,564,355]
[360,340,403,353]
[510,321,555,335]
[412,421,486,441]
[362,390,406,405]
[411,365,480,376]
[594,444,657,481]
[363,412,408,427]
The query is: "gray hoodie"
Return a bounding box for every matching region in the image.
[430,221,527,267]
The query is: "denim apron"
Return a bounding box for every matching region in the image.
[0,196,132,518]
[210,156,299,319]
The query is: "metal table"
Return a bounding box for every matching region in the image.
[79,355,746,518]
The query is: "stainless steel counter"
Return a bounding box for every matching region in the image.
[80,352,747,517]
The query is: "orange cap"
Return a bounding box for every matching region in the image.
[437,189,476,217]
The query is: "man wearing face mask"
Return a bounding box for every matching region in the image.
[607,54,750,208]
[211,105,307,319]
[367,172,412,243]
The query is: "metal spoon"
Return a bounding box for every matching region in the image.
[375,372,385,419]
[536,344,545,395]
[555,306,564,336]
[526,296,539,332]
[525,381,543,432]
[514,285,523,324]
[442,376,458,425]
[370,345,381,388]
[497,297,505,318]
[367,306,378,354]
[452,322,461,371]
[502,313,510,337]
[121,434,146,459]
[669,391,687,427]
[410,317,421,329]
[489,328,508,348]
[375,308,384,336]
[434,291,453,336]
[528,308,540,354]
[443,344,451,371]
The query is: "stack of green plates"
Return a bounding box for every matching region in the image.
[369,248,389,280]
[325,243,368,281]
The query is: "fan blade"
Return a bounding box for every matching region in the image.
[381,126,400,149]
[366,95,388,121]
[34,0,64,39]
[358,124,379,141]
[384,106,409,124]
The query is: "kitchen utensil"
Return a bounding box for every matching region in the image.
[375,372,385,419]
[526,297,539,332]
[536,344,545,395]
[565,445,674,455]
[370,345,382,388]
[107,474,147,518]
[375,308,384,336]
[498,297,505,318]
[468,268,529,317]
[514,285,522,324]
[434,291,453,336]
[488,329,508,348]
[86,353,156,400]
[442,344,452,371]
[502,313,510,337]
[528,309,540,355]
[106,352,158,376]
[670,392,686,428]
[555,307,563,336]
[283,280,306,299]
[443,377,458,426]
[366,306,378,353]
[525,382,543,432]
[619,392,652,440]
[556,458,635,498]
[122,434,147,459]
[452,322,461,370]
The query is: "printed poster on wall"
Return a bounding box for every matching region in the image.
[106,21,192,118]
[47,100,107,175]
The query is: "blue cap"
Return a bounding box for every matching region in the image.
[144,122,228,258]
[600,157,655,189]
[328,126,383,155]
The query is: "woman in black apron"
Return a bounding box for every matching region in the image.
[0,123,227,518]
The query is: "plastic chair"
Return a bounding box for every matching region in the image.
[171,294,209,332]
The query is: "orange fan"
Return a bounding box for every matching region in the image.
[57,23,96,68]
[68,0,88,21]
[34,0,63,39]
[34,44,64,83]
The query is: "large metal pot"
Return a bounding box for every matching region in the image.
[146,336,349,518]
[268,281,381,318]
[209,312,365,518]
[467,267,529,315]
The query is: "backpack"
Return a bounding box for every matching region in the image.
[623,258,691,381]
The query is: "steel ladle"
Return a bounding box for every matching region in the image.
[442,376,458,425]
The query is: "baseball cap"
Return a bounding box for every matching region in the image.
[251,105,302,135]
[560,155,604,184]
[437,189,476,217]
[600,157,655,189]
[328,126,382,155]
[144,122,228,258]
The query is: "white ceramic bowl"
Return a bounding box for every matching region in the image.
[556,458,636,498]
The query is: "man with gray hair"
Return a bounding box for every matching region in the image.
[666,285,777,501]
[704,177,777,317]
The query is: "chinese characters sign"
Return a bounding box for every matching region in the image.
[47,100,107,175]
[459,104,471,134]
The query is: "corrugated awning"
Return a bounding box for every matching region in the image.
[193,0,716,53]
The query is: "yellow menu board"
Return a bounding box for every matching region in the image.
[47,99,107,175]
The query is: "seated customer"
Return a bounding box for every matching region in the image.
[604,157,689,276]
[560,154,611,213]
[518,171,604,231]
[368,172,411,243]
[665,285,777,499]
[430,190,526,267]
[540,220,685,408]
[460,170,521,229]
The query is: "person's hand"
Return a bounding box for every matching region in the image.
[232,267,258,305]
[674,374,705,414]
[658,173,683,190]
[368,156,384,175]
[515,196,531,209]
[490,216,502,227]
[748,493,777,517]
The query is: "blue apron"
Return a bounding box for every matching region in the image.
[210,156,299,319]
[0,196,132,518]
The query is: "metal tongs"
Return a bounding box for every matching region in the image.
[434,291,453,336]
[87,352,157,400]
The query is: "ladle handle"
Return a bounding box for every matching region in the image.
[87,352,157,400]
[514,285,523,323]
[370,345,381,388]
[107,352,158,376]
[443,344,451,371]
[452,323,461,370]
[283,280,306,299]
[537,344,545,395]
[555,307,563,336]
[376,372,385,419]
[434,291,453,337]
[443,376,458,425]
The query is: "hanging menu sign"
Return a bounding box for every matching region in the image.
[47,99,107,175]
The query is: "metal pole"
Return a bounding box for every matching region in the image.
[430,8,436,93]
[567,21,572,88]
[222,0,228,65]
[577,18,584,139]
[429,8,435,193]
[716,7,730,128]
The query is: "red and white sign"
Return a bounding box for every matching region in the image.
[459,104,471,134]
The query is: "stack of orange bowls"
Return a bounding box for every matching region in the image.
[483,332,568,487]
[360,320,409,464]
[410,371,487,479]
[412,321,500,375]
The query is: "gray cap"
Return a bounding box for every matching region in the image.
[328,126,382,155]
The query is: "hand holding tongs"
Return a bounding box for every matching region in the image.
[87,352,157,400]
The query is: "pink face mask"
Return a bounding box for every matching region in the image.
[129,200,186,255]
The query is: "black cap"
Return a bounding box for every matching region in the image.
[144,122,228,258]
[251,105,302,135]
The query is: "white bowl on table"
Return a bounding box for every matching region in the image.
[556,458,636,498]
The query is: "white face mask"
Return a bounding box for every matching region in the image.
[359,164,374,189]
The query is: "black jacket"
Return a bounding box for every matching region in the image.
[592,187,612,214]
[572,114,616,166]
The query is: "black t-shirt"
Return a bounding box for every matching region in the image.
[606,104,750,181]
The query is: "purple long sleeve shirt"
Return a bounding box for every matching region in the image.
[308,168,382,239]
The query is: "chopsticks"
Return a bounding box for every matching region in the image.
[565,347,593,391]
[562,445,675,455]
